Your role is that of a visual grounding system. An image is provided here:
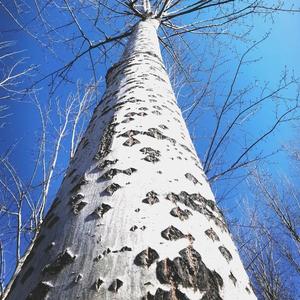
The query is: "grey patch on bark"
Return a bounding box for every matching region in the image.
[170,207,192,221]
[74,273,83,283]
[229,272,237,286]
[94,120,118,160]
[205,228,220,242]
[142,191,159,205]
[42,248,76,275]
[219,246,233,262]
[161,226,185,241]
[156,246,223,297]
[123,137,141,147]
[88,203,112,220]
[21,267,34,284]
[102,183,121,195]
[185,173,200,185]
[93,278,104,292]
[143,288,190,300]
[108,279,123,292]
[134,247,159,268]
[26,281,53,300]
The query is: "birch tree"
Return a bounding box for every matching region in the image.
[3,2,259,299]
[1,0,300,299]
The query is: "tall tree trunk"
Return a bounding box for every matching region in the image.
[5,18,256,300]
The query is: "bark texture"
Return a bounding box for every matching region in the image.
[6,19,256,300]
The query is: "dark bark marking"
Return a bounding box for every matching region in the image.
[26,281,53,300]
[161,226,185,241]
[229,272,237,286]
[93,278,104,292]
[70,177,88,194]
[121,117,134,123]
[218,246,232,262]
[142,191,159,205]
[185,173,200,185]
[72,200,87,215]
[69,193,84,205]
[74,273,83,283]
[118,129,140,137]
[42,248,76,275]
[130,225,138,232]
[170,207,192,221]
[205,228,220,242]
[98,167,137,181]
[94,121,118,160]
[123,137,141,147]
[112,246,132,253]
[102,183,121,196]
[156,246,223,296]
[143,128,175,144]
[140,147,161,163]
[98,159,118,169]
[151,110,162,115]
[166,192,226,231]
[108,279,123,292]
[90,203,112,219]
[143,288,190,300]
[134,247,159,268]
[93,254,102,262]
[103,248,111,256]
[158,124,168,130]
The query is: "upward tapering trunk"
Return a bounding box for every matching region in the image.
[5,19,256,300]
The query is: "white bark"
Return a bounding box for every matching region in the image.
[5,19,256,300]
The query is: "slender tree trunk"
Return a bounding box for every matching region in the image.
[5,18,256,300]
